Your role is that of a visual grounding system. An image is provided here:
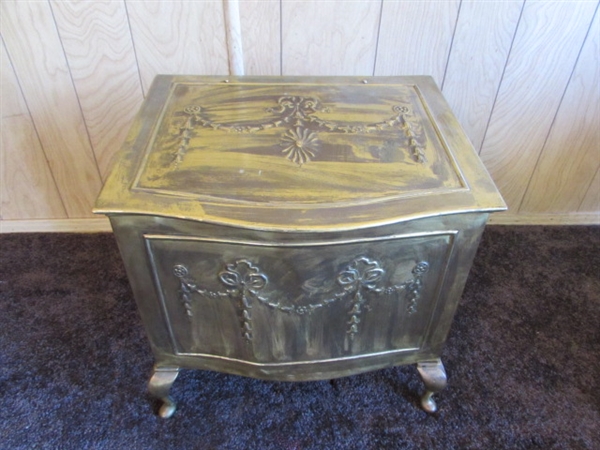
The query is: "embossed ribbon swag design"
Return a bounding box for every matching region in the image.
[337,257,384,340]
[173,260,267,342]
[405,262,430,314]
[218,260,268,342]
[173,257,429,343]
[173,95,426,166]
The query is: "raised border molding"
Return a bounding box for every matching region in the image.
[0,214,598,234]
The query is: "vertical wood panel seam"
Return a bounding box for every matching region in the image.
[371,0,385,77]
[579,166,600,211]
[0,34,68,217]
[222,0,232,75]
[477,0,526,155]
[279,0,283,75]
[123,0,145,98]
[48,0,103,188]
[517,0,600,213]
[440,0,462,91]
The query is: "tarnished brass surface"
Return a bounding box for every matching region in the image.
[417,359,447,413]
[148,366,179,419]
[94,76,506,417]
[94,76,505,231]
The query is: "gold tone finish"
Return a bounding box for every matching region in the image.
[148,367,179,419]
[417,359,447,413]
[94,76,505,231]
[94,76,505,417]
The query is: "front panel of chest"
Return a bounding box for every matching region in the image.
[143,231,456,363]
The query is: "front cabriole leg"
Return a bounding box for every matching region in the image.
[416,358,447,413]
[148,366,180,418]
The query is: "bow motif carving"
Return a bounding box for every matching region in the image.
[218,260,268,341]
[337,257,385,340]
[173,257,429,342]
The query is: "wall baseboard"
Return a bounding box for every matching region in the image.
[0,218,112,233]
[1,213,598,233]
[488,213,599,226]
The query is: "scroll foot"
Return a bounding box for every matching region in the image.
[148,366,180,419]
[416,358,447,413]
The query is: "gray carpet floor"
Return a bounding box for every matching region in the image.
[0,226,598,449]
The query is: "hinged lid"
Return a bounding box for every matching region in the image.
[94,76,506,231]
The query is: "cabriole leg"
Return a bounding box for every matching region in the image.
[148,366,180,419]
[416,358,447,413]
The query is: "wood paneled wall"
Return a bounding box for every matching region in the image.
[1,0,598,231]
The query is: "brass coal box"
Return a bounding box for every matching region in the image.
[94,76,506,418]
